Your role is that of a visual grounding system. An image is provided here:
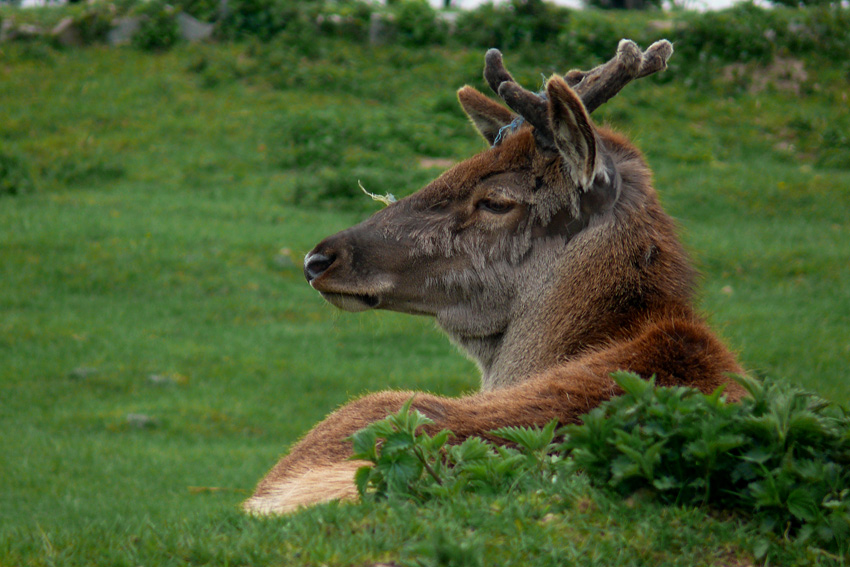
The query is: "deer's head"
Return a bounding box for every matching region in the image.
[303,41,683,387]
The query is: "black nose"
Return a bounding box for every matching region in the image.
[304,252,335,282]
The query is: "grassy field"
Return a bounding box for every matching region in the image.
[1,35,848,566]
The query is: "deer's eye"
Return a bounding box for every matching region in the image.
[477,198,515,215]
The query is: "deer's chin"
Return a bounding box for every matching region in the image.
[319,292,380,312]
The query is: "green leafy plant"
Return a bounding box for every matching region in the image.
[564,373,850,556]
[349,374,850,558]
[349,398,563,503]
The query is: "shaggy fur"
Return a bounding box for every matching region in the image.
[244,43,746,516]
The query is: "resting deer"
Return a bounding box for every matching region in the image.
[244,40,747,515]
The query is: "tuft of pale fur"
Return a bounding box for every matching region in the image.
[243,461,365,516]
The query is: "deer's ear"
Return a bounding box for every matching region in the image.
[546,76,604,190]
[458,86,516,146]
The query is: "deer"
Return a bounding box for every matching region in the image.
[243,39,748,516]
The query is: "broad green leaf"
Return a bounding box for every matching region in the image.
[610,455,641,482]
[652,476,679,491]
[370,419,398,438]
[704,383,727,405]
[739,447,772,465]
[791,458,823,482]
[752,537,771,559]
[611,371,654,398]
[827,508,850,540]
[354,465,373,498]
[787,487,820,522]
[449,437,492,465]
[788,411,830,440]
[391,397,434,432]
[377,452,423,493]
[684,439,710,460]
[731,374,763,400]
[426,429,451,451]
[381,431,414,455]
[749,479,781,508]
[491,419,557,452]
[348,427,378,462]
[712,434,747,453]
[493,454,526,474]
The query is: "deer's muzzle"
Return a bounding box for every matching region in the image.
[303,246,385,312]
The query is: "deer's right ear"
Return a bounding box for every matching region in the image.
[546,76,605,191]
[458,86,516,146]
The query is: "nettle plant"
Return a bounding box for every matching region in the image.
[349,374,850,557]
[349,399,560,501]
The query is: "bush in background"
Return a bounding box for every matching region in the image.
[785,5,850,62]
[316,0,374,42]
[453,0,569,51]
[672,2,789,66]
[555,10,656,66]
[74,3,117,44]
[670,3,850,67]
[389,0,448,46]
[3,0,849,70]
[131,0,179,50]
[586,0,662,10]
[175,0,220,22]
[216,0,321,41]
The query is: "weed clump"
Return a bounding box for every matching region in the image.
[0,152,35,196]
[350,374,850,559]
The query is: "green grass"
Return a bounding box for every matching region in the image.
[1,37,848,566]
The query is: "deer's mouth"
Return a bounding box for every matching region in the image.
[319,292,381,312]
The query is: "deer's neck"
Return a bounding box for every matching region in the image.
[450,315,592,391]
[455,216,696,391]
[460,296,684,392]
[458,301,614,391]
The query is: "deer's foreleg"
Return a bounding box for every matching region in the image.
[242,367,621,516]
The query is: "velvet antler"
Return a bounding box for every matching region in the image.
[483,39,674,121]
[565,39,673,113]
[484,48,552,145]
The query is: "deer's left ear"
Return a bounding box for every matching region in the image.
[458,86,516,146]
[546,76,605,190]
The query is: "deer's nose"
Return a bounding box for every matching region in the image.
[304,252,336,282]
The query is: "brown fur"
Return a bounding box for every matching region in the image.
[244,47,747,515]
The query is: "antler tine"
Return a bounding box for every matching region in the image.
[483,48,554,145]
[483,48,517,96]
[637,39,674,78]
[566,39,674,114]
[497,82,551,142]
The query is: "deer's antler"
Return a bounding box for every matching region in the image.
[484,48,552,145]
[483,39,674,120]
[565,39,673,113]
